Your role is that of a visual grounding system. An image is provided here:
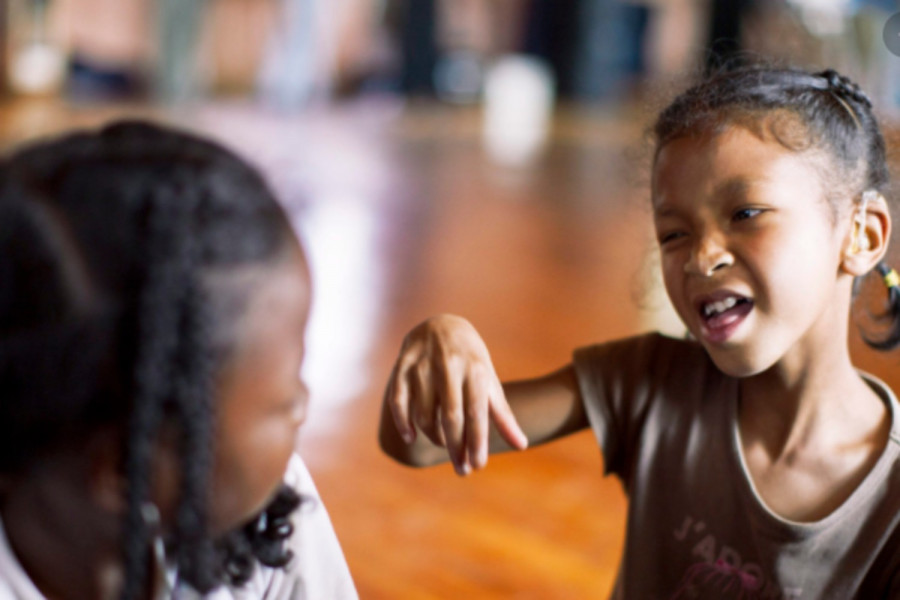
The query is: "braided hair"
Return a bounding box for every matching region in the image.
[652,65,900,351]
[0,121,303,595]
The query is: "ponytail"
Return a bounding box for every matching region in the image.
[862,263,900,351]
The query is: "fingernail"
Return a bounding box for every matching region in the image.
[401,430,414,444]
[453,460,471,476]
[478,445,488,467]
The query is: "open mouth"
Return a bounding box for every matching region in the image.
[696,294,753,343]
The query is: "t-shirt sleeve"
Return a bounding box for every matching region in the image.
[572,332,706,484]
[249,454,359,600]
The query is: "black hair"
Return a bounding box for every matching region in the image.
[0,121,303,595]
[651,65,900,351]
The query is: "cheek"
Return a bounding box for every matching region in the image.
[744,228,830,299]
[209,413,299,533]
[660,253,688,310]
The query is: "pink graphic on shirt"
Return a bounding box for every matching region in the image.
[669,515,799,599]
[670,559,761,599]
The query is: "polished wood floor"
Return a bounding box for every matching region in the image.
[3,97,900,599]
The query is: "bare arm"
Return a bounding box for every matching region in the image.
[378,314,589,475]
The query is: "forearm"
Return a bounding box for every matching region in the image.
[493,366,587,451]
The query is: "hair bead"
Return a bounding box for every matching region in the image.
[878,263,900,289]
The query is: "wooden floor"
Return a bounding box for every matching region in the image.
[3,97,900,599]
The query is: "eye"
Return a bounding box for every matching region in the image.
[659,231,686,245]
[732,207,763,222]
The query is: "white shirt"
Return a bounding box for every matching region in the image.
[0,454,358,600]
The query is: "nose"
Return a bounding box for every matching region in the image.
[684,232,734,277]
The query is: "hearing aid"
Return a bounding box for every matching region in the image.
[852,190,877,253]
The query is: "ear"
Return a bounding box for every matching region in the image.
[841,192,891,276]
[89,424,181,524]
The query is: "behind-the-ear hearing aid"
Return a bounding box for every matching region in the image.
[852,190,876,253]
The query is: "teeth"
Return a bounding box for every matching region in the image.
[703,297,739,317]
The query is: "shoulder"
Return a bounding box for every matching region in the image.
[858,372,900,471]
[857,374,900,530]
[0,513,45,599]
[571,332,732,479]
[231,454,358,600]
[573,331,717,391]
[853,376,900,597]
[283,453,317,495]
[574,331,706,365]
[862,373,900,440]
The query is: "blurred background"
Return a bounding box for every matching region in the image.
[2,0,900,597]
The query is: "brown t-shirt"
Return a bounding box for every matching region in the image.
[573,333,900,600]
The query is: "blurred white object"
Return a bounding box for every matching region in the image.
[786,0,853,36]
[483,54,555,167]
[7,0,66,95]
[9,42,64,94]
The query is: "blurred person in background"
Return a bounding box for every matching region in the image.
[0,121,357,599]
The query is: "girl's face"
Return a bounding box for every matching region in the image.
[204,249,311,533]
[652,126,853,378]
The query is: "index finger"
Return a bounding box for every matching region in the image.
[488,380,528,450]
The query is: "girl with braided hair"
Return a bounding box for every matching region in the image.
[381,65,900,598]
[0,121,357,598]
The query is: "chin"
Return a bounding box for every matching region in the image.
[211,496,270,537]
[703,346,772,379]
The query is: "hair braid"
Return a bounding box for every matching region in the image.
[863,262,900,351]
[120,177,197,600]
[169,179,217,591]
[818,68,873,109]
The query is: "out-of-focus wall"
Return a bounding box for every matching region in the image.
[2,0,897,111]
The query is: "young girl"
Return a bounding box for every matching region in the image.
[380,66,900,598]
[0,121,358,599]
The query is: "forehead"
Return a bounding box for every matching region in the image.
[234,250,310,348]
[651,126,826,211]
[206,247,310,358]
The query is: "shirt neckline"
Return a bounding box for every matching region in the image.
[0,512,50,600]
[727,371,900,537]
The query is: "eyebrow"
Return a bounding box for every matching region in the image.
[713,177,752,199]
[654,176,754,218]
